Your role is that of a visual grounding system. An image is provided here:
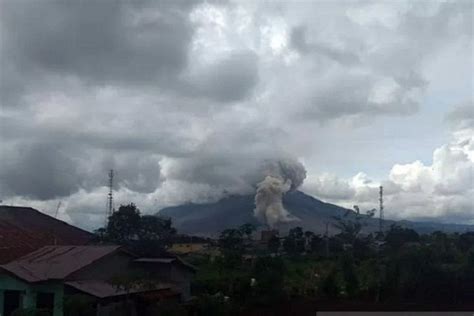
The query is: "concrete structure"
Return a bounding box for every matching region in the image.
[0,245,196,316]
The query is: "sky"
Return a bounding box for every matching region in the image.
[0,0,472,231]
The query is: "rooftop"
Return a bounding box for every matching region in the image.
[0,206,93,264]
[65,280,175,298]
[0,245,121,282]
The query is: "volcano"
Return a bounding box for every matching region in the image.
[158,191,474,236]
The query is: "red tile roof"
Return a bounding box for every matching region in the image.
[0,206,93,264]
[0,245,121,282]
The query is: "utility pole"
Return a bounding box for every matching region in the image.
[54,201,62,218]
[379,186,384,233]
[374,185,385,303]
[106,169,114,223]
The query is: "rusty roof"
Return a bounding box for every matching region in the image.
[0,206,93,264]
[0,245,121,282]
[65,280,175,298]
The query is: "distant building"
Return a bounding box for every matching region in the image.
[0,206,93,264]
[0,245,196,316]
[260,229,279,243]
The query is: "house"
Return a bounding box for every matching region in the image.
[0,245,196,316]
[0,206,93,264]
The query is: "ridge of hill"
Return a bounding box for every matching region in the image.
[159,191,474,236]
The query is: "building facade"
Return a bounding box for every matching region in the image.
[0,245,195,316]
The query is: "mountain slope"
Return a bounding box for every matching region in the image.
[158,191,474,236]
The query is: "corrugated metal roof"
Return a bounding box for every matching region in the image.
[0,206,93,264]
[65,280,174,298]
[134,257,197,272]
[134,258,176,263]
[0,245,121,282]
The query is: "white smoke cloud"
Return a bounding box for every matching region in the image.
[254,159,306,227]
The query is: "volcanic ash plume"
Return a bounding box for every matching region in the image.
[254,159,306,228]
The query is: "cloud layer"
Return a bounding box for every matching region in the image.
[0,0,472,230]
[303,111,474,224]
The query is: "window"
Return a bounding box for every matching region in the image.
[3,290,21,316]
[36,292,54,316]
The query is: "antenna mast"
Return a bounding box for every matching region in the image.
[107,169,114,218]
[379,185,384,233]
[54,201,62,218]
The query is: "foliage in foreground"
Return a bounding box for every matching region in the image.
[192,222,474,313]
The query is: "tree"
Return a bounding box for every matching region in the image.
[239,223,256,241]
[267,236,280,254]
[384,225,419,250]
[333,217,362,246]
[340,254,359,297]
[134,215,177,257]
[283,227,305,255]
[304,231,314,252]
[106,203,141,243]
[218,229,244,268]
[95,203,177,257]
[218,229,244,253]
[252,256,286,303]
[321,269,339,298]
[309,233,324,254]
[457,231,474,252]
[138,215,176,242]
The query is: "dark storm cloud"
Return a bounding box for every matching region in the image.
[0,0,198,106]
[99,153,163,194]
[186,50,259,102]
[0,142,164,199]
[0,143,81,200]
[165,121,288,193]
[0,115,194,158]
[0,0,471,227]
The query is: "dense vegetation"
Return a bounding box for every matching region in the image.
[189,221,474,314]
[90,204,474,315]
[94,203,177,257]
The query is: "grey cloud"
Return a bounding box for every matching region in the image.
[302,174,355,200]
[185,50,259,102]
[0,141,164,200]
[0,143,82,200]
[0,1,471,228]
[292,72,418,122]
[0,115,194,158]
[0,0,199,106]
[87,152,163,194]
[165,121,287,194]
[290,26,360,66]
[445,102,474,130]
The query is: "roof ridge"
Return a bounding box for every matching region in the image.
[0,245,124,282]
[0,206,92,235]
